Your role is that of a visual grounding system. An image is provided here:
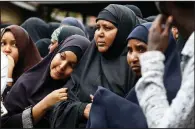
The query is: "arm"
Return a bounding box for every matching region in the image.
[1,113,23,128]
[3,88,68,128]
[135,51,194,128]
[32,88,68,124]
[1,105,48,128]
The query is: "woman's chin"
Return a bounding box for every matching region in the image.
[97,46,108,53]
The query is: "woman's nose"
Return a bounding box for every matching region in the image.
[128,52,139,64]
[3,45,12,55]
[59,61,68,71]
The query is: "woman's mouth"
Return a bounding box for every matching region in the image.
[54,68,61,77]
[131,66,140,71]
[97,42,105,47]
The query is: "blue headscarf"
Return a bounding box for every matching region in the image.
[86,23,181,128]
[61,17,89,39]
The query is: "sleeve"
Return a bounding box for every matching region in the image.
[22,107,34,128]
[135,51,194,128]
[2,85,12,101]
[1,107,34,128]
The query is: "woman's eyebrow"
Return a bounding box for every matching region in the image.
[1,38,16,42]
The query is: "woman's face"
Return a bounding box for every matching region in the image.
[94,20,117,53]
[50,51,77,80]
[49,40,59,53]
[1,31,19,64]
[171,26,179,40]
[127,39,147,77]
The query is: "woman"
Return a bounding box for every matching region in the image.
[48,22,60,36]
[61,17,89,38]
[49,26,86,53]
[86,22,182,128]
[1,35,91,128]
[50,4,140,128]
[1,25,42,88]
[21,17,50,43]
[36,38,51,58]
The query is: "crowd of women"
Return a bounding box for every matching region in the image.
[1,2,194,128]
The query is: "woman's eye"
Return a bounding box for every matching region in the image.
[60,53,66,60]
[1,42,5,46]
[12,44,16,47]
[105,27,112,31]
[95,26,100,30]
[138,46,146,53]
[128,47,132,53]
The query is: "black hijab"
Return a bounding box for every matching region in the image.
[58,26,86,45]
[61,17,89,39]
[86,23,182,128]
[21,17,50,43]
[125,5,143,18]
[85,25,96,41]
[48,22,60,37]
[125,5,147,24]
[3,35,90,117]
[50,4,140,128]
[36,38,51,58]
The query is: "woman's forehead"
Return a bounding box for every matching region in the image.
[96,20,114,25]
[128,39,147,45]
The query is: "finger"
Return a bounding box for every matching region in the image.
[151,14,166,32]
[59,93,67,97]
[162,16,173,36]
[60,97,68,101]
[7,55,15,62]
[58,88,68,93]
[151,14,161,27]
[90,94,94,100]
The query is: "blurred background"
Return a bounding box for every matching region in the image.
[1,1,159,26]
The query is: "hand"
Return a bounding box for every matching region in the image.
[84,103,92,119]
[7,55,15,78]
[147,14,173,52]
[90,94,94,102]
[43,88,68,108]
